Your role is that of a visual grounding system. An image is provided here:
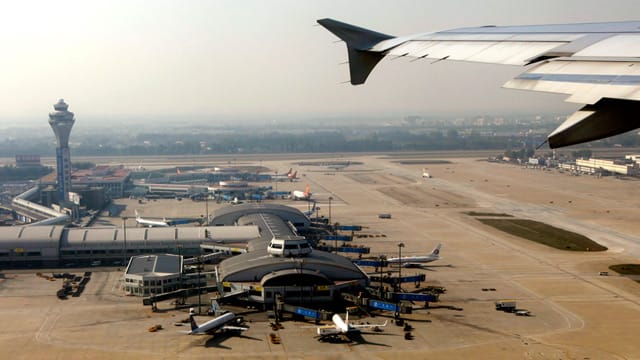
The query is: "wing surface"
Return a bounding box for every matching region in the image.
[317,18,640,148]
[221,325,249,331]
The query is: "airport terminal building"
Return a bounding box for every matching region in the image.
[0,203,370,306]
[211,204,369,306]
[0,225,259,267]
[123,254,183,296]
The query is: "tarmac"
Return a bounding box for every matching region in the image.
[2,152,640,359]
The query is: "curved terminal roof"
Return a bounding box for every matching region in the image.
[0,225,259,251]
[213,203,309,229]
[218,248,367,283]
[216,203,368,284]
[237,213,300,252]
[0,226,64,250]
[61,226,259,250]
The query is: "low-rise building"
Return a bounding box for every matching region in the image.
[124,254,182,296]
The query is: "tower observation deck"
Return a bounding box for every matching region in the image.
[48,99,75,202]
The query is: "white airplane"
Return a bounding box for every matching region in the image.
[316,313,387,338]
[387,243,442,267]
[422,168,432,179]
[186,309,248,335]
[318,18,640,149]
[291,184,312,201]
[134,210,201,227]
[135,210,169,227]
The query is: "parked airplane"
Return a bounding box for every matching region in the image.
[134,210,201,227]
[316,313,387,339]
[135,210,169,227]
[318,18,640,149]
[387,243,442,267]
[291,184,312,201]
[303,201,318,217]
[273,168,298,182]
[185,309,248,335]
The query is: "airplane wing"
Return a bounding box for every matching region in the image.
[348,320,387,330]
[220,325,249,332]
[317,18,640,148]
[400,262,423,268]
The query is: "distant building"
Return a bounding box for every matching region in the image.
[558,161,596,174]
[576,158,639,176]
[40,165,131,199]
[71,166,131,198]
[14,155,41,168]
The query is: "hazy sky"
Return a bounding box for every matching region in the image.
[1,0,639,124]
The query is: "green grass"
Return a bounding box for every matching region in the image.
[477,219,607,252]
[464,211,513,217]
[609,264,640,275]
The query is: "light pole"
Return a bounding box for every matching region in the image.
[328,196,333,227]
[197,255,202,315]
[397,242,405,292]
[122,216,128,267]
[379,255,385,296]
[204,191,209,226]
[328,196,334,252]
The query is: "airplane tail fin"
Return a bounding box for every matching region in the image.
[189,309,198,332]
[316,18,394,85]
[431,243,442,257]
[304,184,310,196]
[135,210,140,219]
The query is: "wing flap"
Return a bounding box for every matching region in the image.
[575,34,640,57]
[387,40,566,65]
[504,59,640,103]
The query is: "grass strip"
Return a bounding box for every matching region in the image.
[477,219,607,251]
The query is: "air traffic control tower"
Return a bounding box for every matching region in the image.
[48,99,75,202]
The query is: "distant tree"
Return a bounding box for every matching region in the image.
[571,150,592,159]
[0,165,53,181]
[72,161,95,170]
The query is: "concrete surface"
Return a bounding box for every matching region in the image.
[2,152,640,359]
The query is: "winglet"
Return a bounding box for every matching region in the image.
[317,18,394,85]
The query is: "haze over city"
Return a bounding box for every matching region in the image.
[2,0,640,127]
